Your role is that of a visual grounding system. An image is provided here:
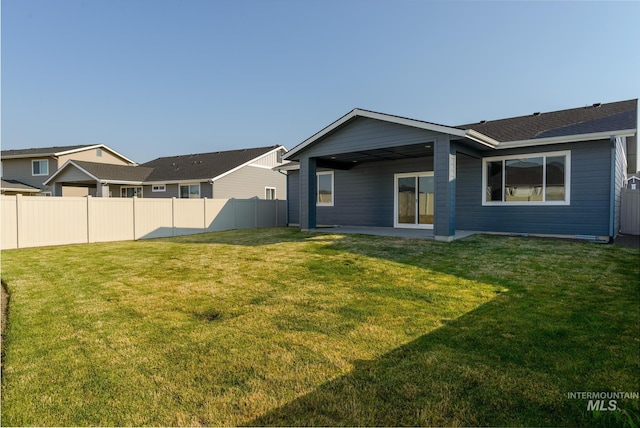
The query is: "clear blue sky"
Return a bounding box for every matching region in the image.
[2,0,639,164]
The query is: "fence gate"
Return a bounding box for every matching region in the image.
[620,188,640,235]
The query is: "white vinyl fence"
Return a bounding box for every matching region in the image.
[1,195,286,250]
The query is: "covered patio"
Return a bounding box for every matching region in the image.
[283,108,497,241]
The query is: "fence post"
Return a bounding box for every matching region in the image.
[254,199,258,228]
[203,198,207,232]
[232,198,236,229]
[172,197,176,236]
[15,194,22,249]
[86,195,92,244]
[132,196,137,240]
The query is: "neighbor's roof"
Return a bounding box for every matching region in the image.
[44,160,154,186]
[1,144,136,164]
[1,144,94,157]
[456,99,637,143]
[141,145,284,182]
[0,179,42,193]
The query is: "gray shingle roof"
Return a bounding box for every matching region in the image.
[458,99,637,142]
[1,179,42,192]
[1,145,96,157]
[141,145,280,181]
[72,161,154,182]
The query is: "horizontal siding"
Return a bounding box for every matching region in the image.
[300,117,442,158]
[456,140,613,236]
[250,149,285,168]
[316,157,433,227]
[53,165,97,182]
[58,149,131,165]
[213,165,286,199]
[1,157,57,190]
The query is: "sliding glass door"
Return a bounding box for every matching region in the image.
[394,172,434,229]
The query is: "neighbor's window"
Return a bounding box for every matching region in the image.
[483,151,570,205]
[121,187,143,198]
[179,184,200,198]
[265,187,276,200]
[152,184,166,192]
[96,148,103,157]
[317,171,334,206]
[32,159,49,176]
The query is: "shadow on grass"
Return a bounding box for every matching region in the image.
[168,229,639,426]
[247,288,639,427]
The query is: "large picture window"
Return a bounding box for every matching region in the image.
[317,171,334,206]
[483,151,570,205]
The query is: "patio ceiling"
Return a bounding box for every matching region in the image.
[315,142,435,169]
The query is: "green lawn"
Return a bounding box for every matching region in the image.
[1,228,638,426]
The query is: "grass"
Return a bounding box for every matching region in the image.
[1,228,638,426]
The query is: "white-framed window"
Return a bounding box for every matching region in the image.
[32,159,49,176]
[265,187,276,200]
[121,186,143,198]
[317,171,334,206]
[179,183,200,199]
[96,148,103,157]
[152,184,166,192]
[482,150,570,205]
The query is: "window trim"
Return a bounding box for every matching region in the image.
[179,183,201,199]
[482,150,571,206]
[265,186,276,200]
[120,186,143,198]
[32,159,49,176]
[316,171,334,207]
[394,171,434,229]
[151,184,166,192]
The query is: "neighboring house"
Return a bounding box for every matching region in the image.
[45,145,288,199]
[0,179,42,195]
[626,173,640,189]
[282,99,638,242]
[1,144,136,196]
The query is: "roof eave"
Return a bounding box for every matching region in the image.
[464,129,500,149]
[209,145,287,182]
[55,144,138,165]
[1,186,41,193]
[496,128,637,149]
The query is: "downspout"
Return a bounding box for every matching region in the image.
[608,136,616,242]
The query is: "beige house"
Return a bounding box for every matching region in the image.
[1,144,136,196]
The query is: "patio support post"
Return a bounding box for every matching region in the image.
[300,157,317,230]
[434,137,456,241]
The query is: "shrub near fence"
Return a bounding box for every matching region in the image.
[1,195,286,250]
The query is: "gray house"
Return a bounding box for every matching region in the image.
[283,99,637,242]
[45,145,287,199]
[1,144,136,195]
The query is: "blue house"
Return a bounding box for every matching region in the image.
[282,99,638,242]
